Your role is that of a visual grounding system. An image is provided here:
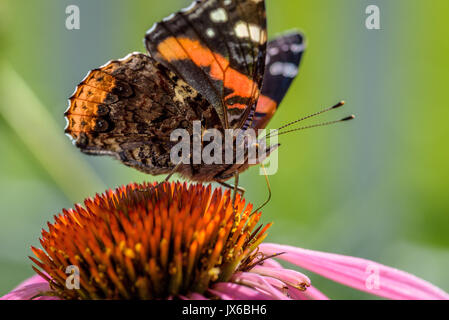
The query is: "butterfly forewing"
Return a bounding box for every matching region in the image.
[251,32,306,129]
[145,0,267,129]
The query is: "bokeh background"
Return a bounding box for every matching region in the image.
[0,0,448,299]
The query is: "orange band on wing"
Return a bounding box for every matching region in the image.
[251,94,278,128]
[157,37,259,108]
[229,103,247,110]
[255,95,277,115]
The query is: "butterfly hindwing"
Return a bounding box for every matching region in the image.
[251,32,305,129]
[145,0,267,129]
[65,53,217,176]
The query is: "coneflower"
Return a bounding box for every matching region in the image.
[2,182,448,300]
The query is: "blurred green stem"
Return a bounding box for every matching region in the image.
[0,61,106,202]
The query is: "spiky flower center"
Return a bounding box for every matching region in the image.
[31,182,271,299]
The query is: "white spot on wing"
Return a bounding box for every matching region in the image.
[268,47,279,56]
[206,28,216,38]
[269,62,284,76]
[283,63,299,77]
[235,21,249,38]
[270,62,298,78]
[291,43,306,53]
[210,8,228,22]
[235,22,265,43]
[249,24,261,43]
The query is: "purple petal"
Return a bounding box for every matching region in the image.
[1,275,58,300]
[260,243,449,300]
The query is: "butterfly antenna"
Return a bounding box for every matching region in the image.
[276,101,346,132]
[259,101,348,141]
[266,115,355,139]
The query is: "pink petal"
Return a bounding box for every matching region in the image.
[208,289,234,300]
[260,258,283,269]
[249,261,328,300]
[260,243,449,300]
[210,282,274,300]
[1,275,58,300]
[288,285,330,300]
[187,293,209,300]
[249,261,327,300]
[15,275,48,288]
[232,272,290,300]
[249,273,288,291]
[250,265,310,290]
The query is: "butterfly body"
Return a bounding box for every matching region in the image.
[64,0,305,183]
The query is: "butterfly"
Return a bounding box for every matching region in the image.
[64,0,306,186]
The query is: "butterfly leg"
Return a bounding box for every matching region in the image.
[216,181,246,196]
[138,161,183,193]
[164,161,183,182]
[232,172,240,211]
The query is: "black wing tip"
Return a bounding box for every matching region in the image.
[270,30,306,53]
[274,30,305,42]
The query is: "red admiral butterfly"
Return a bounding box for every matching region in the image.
[64,0,350,187]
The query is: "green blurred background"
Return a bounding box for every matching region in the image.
[0,0,448,299]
